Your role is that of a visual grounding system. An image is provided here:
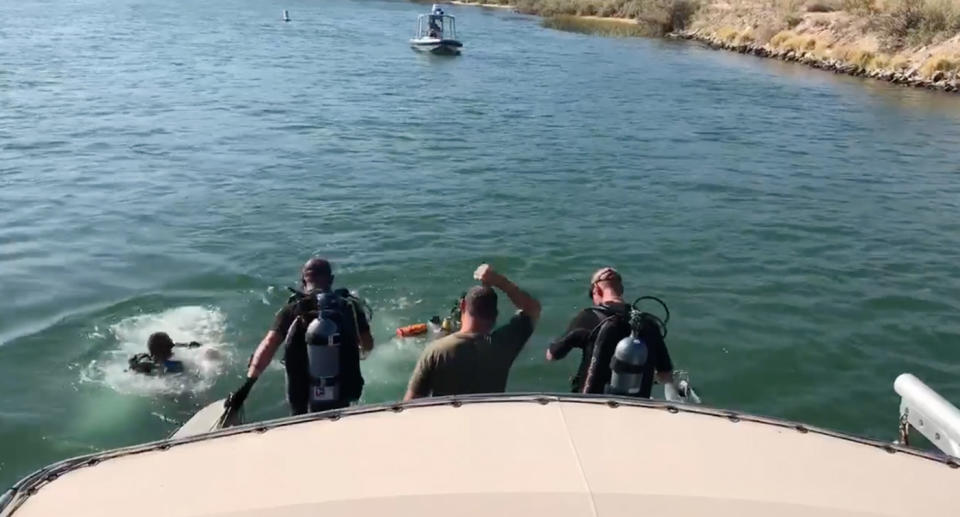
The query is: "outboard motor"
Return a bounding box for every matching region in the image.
[304,292,342,405]
[607,333,648,396]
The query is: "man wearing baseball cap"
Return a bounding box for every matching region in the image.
[545,267,673,395]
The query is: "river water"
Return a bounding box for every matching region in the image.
[2,0,960,488]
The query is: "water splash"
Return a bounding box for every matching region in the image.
[360,335,424,396]
[80,306,233,396]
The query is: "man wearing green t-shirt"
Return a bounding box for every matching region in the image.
[403,264,541,400]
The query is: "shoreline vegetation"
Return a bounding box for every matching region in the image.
[447,0,960,92]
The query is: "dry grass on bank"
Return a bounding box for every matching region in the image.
[455,0,702,33]
[919,54,959,75]
[689,0,960,78]
[451,0,960,49]
[731,0,960,49]
[763,27,959,77]
[448,0,960,78]
[856,0,960,47]
[542,15,661,36]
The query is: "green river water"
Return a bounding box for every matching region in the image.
[2,0,960,489]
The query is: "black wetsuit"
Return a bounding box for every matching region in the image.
[128,342,201,375]
[548,303,673,396]
[272,290,369,415]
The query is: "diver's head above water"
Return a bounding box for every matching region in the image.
[300,257,333,292]
[129,331,190,375]
[459,285,499,334]
[589,267,624,306]
[147,332,176,363]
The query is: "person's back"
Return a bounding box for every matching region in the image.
[281,288,364,413]
[234,258,375,416]
[408,317,530,397]
[404,264,540,400]
[546,267,674,397]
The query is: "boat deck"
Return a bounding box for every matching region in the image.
[3,395,957,517]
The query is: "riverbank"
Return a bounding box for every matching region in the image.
[449,0,960,93]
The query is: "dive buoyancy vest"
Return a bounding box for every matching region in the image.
[127,354,185,375]
[128,353,155,374]
[282,289,364,408]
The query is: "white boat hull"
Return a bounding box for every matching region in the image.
[3,394,958,517]
[409,38,462,55]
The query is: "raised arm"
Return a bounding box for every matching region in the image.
[473,264,541,324]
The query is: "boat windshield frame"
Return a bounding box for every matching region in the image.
[415,13,456,40]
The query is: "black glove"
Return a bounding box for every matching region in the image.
[225,377,257,410]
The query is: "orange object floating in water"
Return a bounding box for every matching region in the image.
[396,323,428,337]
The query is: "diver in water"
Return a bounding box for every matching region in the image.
[128,332,202,375]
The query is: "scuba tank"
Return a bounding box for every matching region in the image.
[607,332,649,396]
[439,292,464,334]
[598,299,661,397]
[303,292,342,404]
[591,295,701,403]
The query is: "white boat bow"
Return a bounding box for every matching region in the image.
[2,392,957,517]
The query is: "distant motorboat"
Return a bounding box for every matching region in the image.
[410,4,462,55]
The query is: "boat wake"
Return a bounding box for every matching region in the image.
[79,306,233,397]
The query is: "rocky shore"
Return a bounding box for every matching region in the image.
[671,30,960,93]
[444,0,960,94]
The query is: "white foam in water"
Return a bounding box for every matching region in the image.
[362,335,425,390]
[362,324,446,392]
[82,306,233,396]
[358,297,440,390]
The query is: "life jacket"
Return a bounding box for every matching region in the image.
[282,289,364,409]
[581,305,664,397]
[127,354,184,375]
